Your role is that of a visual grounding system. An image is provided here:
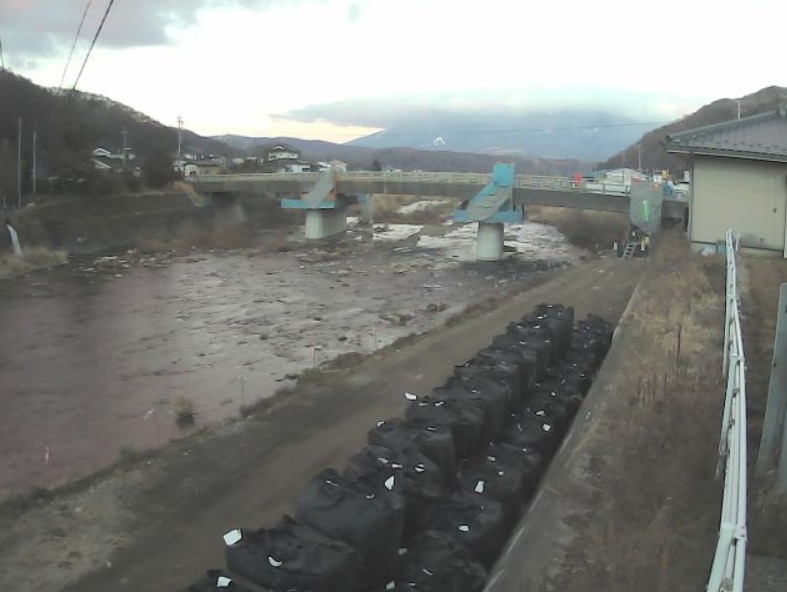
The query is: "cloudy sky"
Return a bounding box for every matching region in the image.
[2,0,785,141]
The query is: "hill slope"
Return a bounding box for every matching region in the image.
[0,70,233,195]
[599,86,787,172]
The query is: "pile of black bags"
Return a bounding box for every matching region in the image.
[180,304,614,592]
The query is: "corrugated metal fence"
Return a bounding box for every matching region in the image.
[707,229,748,592]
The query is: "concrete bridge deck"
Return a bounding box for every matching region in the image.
[191,171,688,216]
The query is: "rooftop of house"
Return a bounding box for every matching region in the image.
[263,143,300,153]
[666,108,787,163]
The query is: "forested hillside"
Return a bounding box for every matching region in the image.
[0,70,230,197]
[599,86,787,172]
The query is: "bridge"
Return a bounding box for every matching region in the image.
[191,169,688,260]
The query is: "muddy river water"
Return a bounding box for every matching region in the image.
[0,221,581,499]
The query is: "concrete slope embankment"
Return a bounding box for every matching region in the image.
[485,235,725,592]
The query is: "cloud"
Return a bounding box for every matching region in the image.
[0,0,313,60]
[278,89,705,130]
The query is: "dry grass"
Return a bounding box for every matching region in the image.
[134,219,255,254]
[529,205,629,252]
[0,247,69,279]
[739,255,787,555]
[171,181,208,207]
[370,193,455,225]
[556,231,726,592]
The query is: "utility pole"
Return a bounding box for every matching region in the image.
[637,143,642,172]
[17,117,22,209]
[32,123,37,196]
[737,100,741,120]
[177,116,183,159]
[121,126,128,174]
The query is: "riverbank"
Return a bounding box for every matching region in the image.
[0,207,588,501]
[0,254,642,592]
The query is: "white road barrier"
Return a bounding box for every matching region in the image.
[708,229,748,592]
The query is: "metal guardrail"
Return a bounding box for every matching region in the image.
[192,171,631,197]
[708,229,748,592]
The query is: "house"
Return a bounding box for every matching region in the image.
[328,159,348,173]
[93,156,118,171]
[260,159,313,174]
[599,167,648,185]
[92,147,136,161]
[93,155,142,177]
[261,143,301,162]
[315,160,349,172]
[666,107,787,256]
[181,156,228,178]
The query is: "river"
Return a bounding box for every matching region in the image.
[0,221,581,499]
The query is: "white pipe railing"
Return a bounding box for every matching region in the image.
[708,229,747,592]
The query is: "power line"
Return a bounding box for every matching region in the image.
[59,0,95,89]
[71,0,117,91]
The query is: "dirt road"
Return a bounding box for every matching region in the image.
[0,256,641,592]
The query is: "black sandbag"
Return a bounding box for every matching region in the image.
[585,312,614,342]
[405,396,484,460]
[422,490,510,568]
[570,330,606,371]
[179,569,269,591]
[526,389,576,438]
[457,456,525,520]
[523,303,575,358]
[473,347,534,401]
[573,314,614,366]
[454,359,522,409]
[344,445,445,539]
[223,516,358,592]
[549,357,593,395]
[534,378,584,414]
[434,376,509,443]
[497,328,552,378]
[296,469,403,590]
[482,442,544,501]
[395,530,487,592]
[368,418,457,483]
[500,408,557,456]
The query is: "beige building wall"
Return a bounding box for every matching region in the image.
[691,156,787,252]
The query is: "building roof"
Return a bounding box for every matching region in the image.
[666,108,787,163]
[264,143,299,153]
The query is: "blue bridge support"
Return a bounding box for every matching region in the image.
[453,163,526,261]
[281,170,353,239]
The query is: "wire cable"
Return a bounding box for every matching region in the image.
[71,0,116,91]
[59,0,95,89]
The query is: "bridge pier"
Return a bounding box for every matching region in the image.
[477,222,505,261]
[304,208,347,239]
[454,163,525,262]
[281,170,350,240]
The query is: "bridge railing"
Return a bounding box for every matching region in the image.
[191,171,631,196]
[708,229,747,592]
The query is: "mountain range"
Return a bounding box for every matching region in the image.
[345,110,660,162]
[213,134,584,175]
